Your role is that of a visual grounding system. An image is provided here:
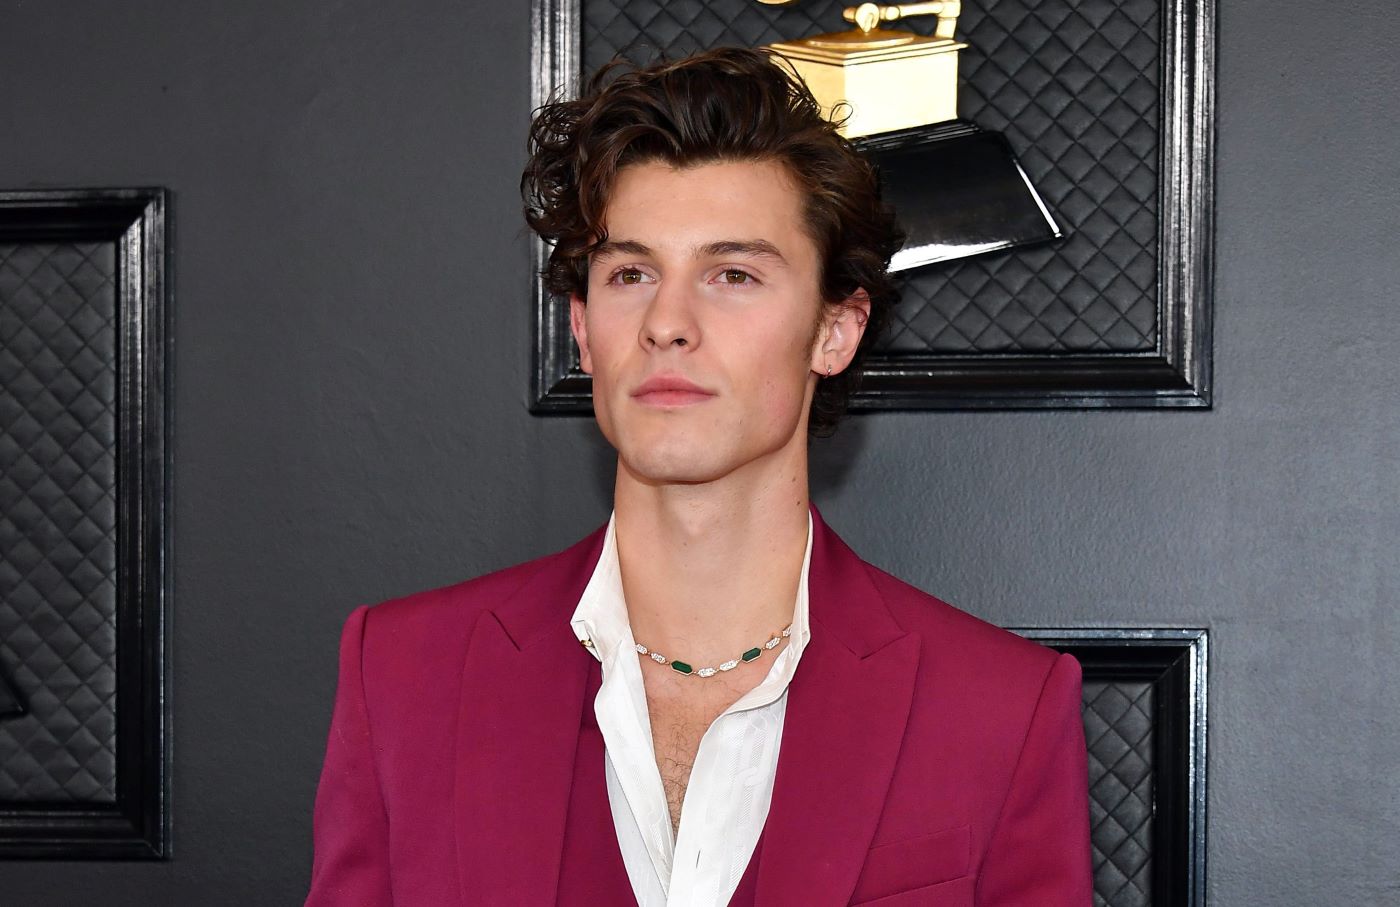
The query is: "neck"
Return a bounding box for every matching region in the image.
[612,445,811,667]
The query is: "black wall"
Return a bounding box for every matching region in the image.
[1,1,1397,903]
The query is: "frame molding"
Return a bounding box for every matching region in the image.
[527,0,1215,411]
[0,188,170,859]
[1012,627,1209,906]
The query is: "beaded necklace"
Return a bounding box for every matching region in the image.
[581,624,793,678]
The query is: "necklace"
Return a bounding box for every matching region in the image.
[581,624,794,678]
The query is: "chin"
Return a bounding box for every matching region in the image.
[600,398,809,486]
[619,442,733,486]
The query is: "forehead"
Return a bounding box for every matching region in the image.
[601,159,814,259]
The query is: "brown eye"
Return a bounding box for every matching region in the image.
[618,268,643,284]
[723,269,751,284]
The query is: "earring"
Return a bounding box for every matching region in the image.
[826,363,833,378]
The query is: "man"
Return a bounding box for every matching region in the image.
[307,47,1092,906]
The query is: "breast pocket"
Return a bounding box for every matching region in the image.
[848,824,971,905]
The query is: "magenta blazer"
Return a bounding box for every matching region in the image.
[306,509,1093,905]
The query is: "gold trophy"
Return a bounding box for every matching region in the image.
[761,2,1062,271]
[769,2,967,137]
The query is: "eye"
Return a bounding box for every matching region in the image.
[718,268,757,286]
[607,266,651,286]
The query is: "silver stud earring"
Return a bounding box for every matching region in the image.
[826,363,833,378]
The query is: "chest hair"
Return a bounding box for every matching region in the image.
[643,679,750,834]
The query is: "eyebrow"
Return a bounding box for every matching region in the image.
[591,238,789,265]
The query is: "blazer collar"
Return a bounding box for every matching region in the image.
[491,522,609,650]
[454,507,918,906]
[804,505,908,658]
[489,506,903,659]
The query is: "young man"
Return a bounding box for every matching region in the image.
[307,48,1092,906]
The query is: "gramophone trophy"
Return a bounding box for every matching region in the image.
[763,1,1062,271]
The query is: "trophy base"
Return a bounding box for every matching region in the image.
[854,120,1064,271]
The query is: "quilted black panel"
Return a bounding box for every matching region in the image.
[0,241,119,803]
[580,0,1159,354]
[0,664,22,717]
[1083,679,1154,906]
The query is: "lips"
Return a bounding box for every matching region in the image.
[631,373,716,407]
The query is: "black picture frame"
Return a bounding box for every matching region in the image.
[1011,627,1209,906]
[527,0,1215,411]
[0,188,170,859]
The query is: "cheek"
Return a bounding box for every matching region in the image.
[584,307,631,375]
[745,320,816,420]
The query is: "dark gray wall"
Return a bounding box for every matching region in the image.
[1,0,1396,904]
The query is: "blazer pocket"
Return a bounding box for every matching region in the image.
[848,824,971,905]
[849,876,974,907]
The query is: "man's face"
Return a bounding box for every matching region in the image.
[570,158,836,486]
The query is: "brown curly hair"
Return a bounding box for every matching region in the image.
[521,46,903,436]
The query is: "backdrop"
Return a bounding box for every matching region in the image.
[0,0,1396,903]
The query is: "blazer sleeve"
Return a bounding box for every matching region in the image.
[976,651,1094,906]
[305,605,394,906]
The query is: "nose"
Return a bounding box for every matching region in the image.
[638,277,700,352]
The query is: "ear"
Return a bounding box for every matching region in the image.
[810,288,871,378]
[569,293,594,374]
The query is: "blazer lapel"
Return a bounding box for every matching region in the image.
[454,526,607,906]
[755,509,921,905]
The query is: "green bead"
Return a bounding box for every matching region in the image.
[741,647,762,662]
[670,660,693,675]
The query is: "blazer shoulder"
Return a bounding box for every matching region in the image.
[861,560,1062,681]
[357,543,573,646]
[352,518,604,641]
[340,523,608,700]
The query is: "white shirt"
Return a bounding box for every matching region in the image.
[568,513,813,907]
